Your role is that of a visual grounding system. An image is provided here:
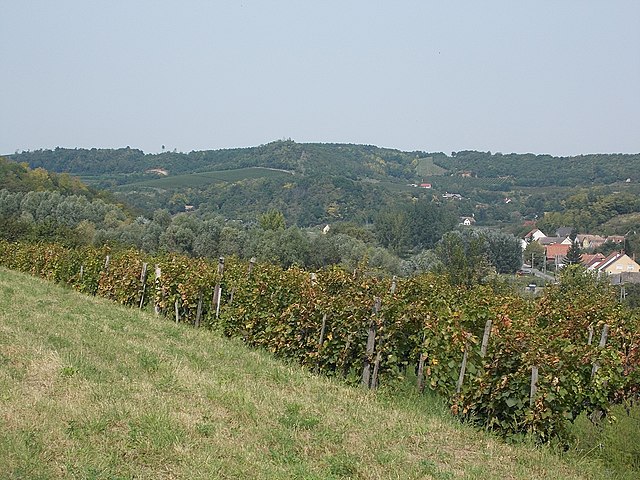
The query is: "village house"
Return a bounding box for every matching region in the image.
[538,236,572,246]
[545,243,571,264]
[591,252,640,274]
[575,234,606,251]
[523,228,546,243]
[581,253,606,269]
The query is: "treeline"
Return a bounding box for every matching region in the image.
[126,173,403,226]
[0,188,400,272]
[1,240,638,442]
[0,187,523,277]
[0,156,94,197]
[535,187,640,235]
[11,141,421,181]
[15,143,640,190]
[438,150,640,187]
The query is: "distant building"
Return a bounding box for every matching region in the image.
[538,236,571,246]
[459,216,476,226]
[606,235,625,245]
[419,183,432,189]
[523,228,546,243]
[576,234,607,251]
[442,192,463,200]
[146,168,169,176]
[184,205,195,212]
[581,253,606,269]
[555,227,573,238]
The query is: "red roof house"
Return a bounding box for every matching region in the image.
[546,243,571,262]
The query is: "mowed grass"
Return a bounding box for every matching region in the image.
[122,167,293,189]
[0,267,619,479]
[415,157,447,177]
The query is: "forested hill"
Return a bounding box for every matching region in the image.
[10,142,422,181]
[10,142,640,187]
[0,156,94,198]
[437,150,640,187]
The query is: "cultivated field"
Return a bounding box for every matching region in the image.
[0,267,630,479]
[122,167,293,189]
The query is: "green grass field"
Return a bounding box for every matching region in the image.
[415,157,447,178]
[121,167,293,190]
[0,267,632,479]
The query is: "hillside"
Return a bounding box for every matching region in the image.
[0,156,93,198]
[11,143,640,232]
[0,267,619,479]
[12,143,640,190]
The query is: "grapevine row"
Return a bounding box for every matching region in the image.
[1,240,638,441]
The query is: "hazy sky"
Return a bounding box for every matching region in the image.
[2,1,639,156]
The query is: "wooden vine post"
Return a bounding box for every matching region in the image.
[480,319,493,358]
[195,291,204,327]
[153,266,161,315]
[312,268,327,374]
[372,279,397,389]
[247,257,256,278]
[416,351,427,393]
[590,324,610,423]
[361,297,381,389]
[530,366,539,407]
[456,333,472,394]
[211,257,225,320]
[390,276,397,294]
[591,324,609,378]
[138,262,148,309]
[315,313,328,374]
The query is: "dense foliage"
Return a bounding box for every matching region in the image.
[439,151,640,187]
[11,144,640,238]
[11,142,421,179]
[2,240,638,443]
[1,156,520,276]
[0,156,95,197]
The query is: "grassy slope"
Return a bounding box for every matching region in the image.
[0,267,618,479]
[121,167,294,190]
[416,157,447,178]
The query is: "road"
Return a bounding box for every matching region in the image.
[531,268,557,283]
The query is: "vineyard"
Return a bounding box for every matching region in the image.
[1,240,638,442]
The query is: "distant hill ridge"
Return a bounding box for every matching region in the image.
[10,141,640,187]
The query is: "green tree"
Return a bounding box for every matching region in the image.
[523,241,545,269]
[434,230,493,286]
[374,207,411,255]
[484,230,522,274]
[564,240,582,265]
[259,209,286,231]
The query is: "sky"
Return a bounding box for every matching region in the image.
[2,1,639,157]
